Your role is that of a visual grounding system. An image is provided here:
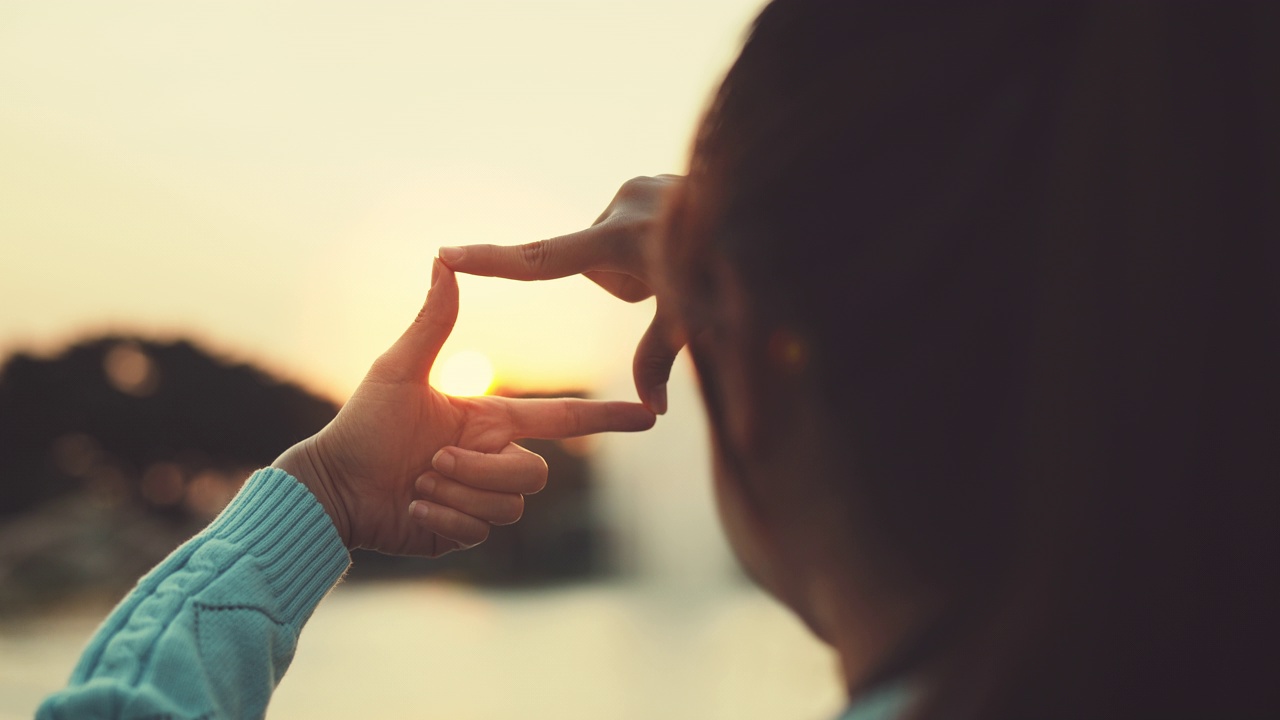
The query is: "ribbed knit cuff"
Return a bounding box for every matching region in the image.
[205,468,351,625]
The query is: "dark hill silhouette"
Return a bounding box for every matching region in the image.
[0,335,338,517]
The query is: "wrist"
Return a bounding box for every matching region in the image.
[272,436,353,548]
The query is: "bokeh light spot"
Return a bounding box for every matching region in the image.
[103,342,160,396]
[141,462,185,507]
[185,470,237,518]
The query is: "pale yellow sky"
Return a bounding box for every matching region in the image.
[0,0,766,401]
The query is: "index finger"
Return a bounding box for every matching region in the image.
[439,227,615,281]
[499,398,656,439]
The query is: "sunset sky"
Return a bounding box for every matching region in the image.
[0,0,766,401]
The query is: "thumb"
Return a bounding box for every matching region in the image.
[380,259,459,383]
[633,301,685,415]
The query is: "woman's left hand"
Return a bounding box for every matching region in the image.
[274,259,655,557]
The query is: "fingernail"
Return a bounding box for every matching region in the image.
[409,500,429,520]
[414,473,435,495]
[432,448,456,475]
[431,258,443,288]
[439,247,464,265]
[652,383,668,415]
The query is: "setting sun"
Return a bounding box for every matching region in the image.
[433,350,495,397]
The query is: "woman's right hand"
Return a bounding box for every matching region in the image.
[439,175,685,414]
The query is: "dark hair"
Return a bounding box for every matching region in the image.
[666,2,1279,718]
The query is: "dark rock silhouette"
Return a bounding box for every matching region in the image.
[0,335,338,518]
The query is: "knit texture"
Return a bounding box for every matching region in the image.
[37,468,351,720]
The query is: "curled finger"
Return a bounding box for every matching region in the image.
[407,500,492,548]
[415,471,526,525]
[432,442,548,494]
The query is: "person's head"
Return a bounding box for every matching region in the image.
[661,2,1279,718]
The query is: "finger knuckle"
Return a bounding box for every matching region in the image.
[618,176,652,199]
[518,240,551,271]
[635,351,677,385]
[639,353,676,376]
[615,214,652,238]
[562,405,585,437]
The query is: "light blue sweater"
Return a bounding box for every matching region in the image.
[38,468,908,720]
[37,468,350,720]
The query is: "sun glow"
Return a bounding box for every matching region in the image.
[434,350,495,397]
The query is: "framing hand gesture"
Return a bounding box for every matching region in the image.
[274,260,655,557]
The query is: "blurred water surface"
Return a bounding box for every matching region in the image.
[0,580,843,720]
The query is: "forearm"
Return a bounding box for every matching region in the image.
[38,468,350,720]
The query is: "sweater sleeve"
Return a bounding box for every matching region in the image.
[37,468,352,720]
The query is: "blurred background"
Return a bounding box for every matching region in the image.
[0,2,843,718]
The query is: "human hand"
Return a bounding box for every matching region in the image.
[438,175,685,414]
[274,260,655,557]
